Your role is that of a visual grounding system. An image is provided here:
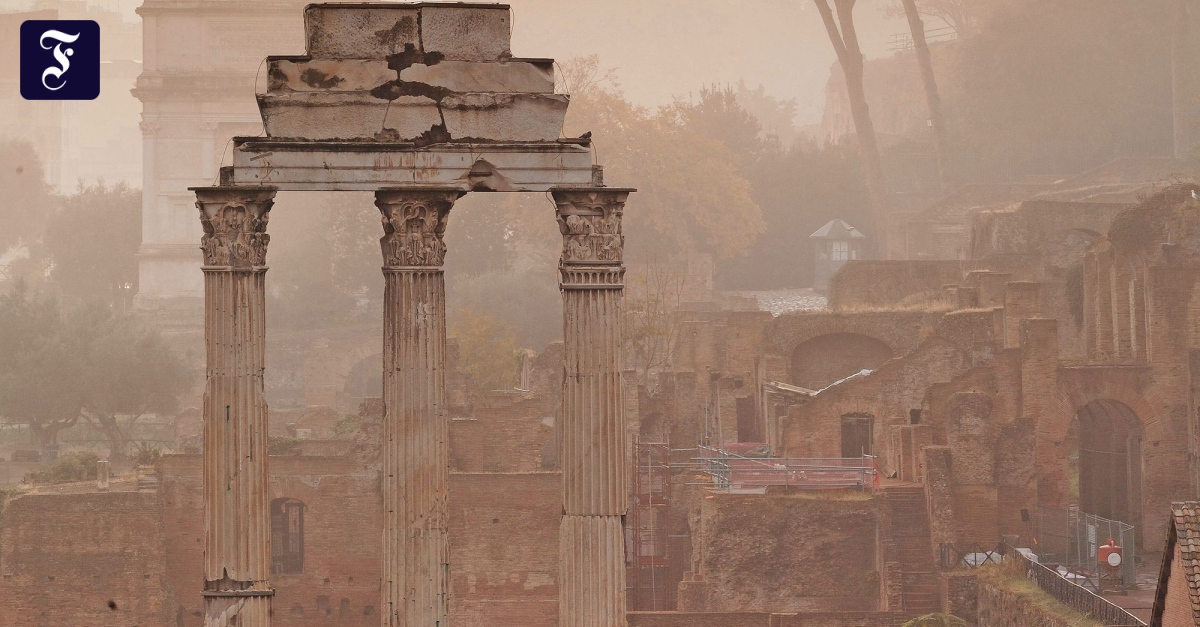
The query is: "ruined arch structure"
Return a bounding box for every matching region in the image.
[193,5,632,627]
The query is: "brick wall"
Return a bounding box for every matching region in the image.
[159,455,382,626]
[827,260,965,311]
[680,493,879,613]
[449,471,560,627]
[627,611,903,627]
[157,455,560,627]
[0,492,171,627]
[781,332,975,461]
[450,395,555,472]
[1160,543,1194,627]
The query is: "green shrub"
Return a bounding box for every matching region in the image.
[24,451,100,484]
[134,442,162,466]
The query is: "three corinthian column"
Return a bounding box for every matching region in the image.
[194,185,631,627]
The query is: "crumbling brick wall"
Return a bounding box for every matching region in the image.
[155,454,560,627]
[828,260,965,311]
[679,493,880,613]
[0,492,171,627]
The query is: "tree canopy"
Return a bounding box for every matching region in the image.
[0,284,189,455]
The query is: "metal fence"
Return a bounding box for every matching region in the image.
[694,446,878,494]
[1033,507,1137,588]
[1005,545,1146,626]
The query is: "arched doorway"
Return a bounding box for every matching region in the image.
[790,333,893,390]
[343,353,383,408]
[1068,399,1142,527]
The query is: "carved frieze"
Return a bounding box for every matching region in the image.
[376,190,462,267]
[194,188,277,269]
[553,189,630,266]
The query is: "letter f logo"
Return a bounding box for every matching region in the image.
[39,30,81,91]
[20,20,99,100]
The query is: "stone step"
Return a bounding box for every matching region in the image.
[259,92,568,142]
[304,3,511,61]
[267,57,555,94]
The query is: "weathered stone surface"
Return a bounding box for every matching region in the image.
[193,186,278,627]
[260,91,567,142]
[420,5,512,61]
[267,58,396,92]
[400,59,554,94]
[441,93,568,141]
[228,139,596,191]
[268,58,554,94]
[554,189,632,627]
[302,4,512,61]
[303,5,420,59]
[259,92,441,141]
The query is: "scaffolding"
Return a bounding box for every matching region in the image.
[629,440,672,610]
[693,445,879,494]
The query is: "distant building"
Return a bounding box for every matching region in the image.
[0,3,142,190]
[132,0,306,321]
[810,218,865,291]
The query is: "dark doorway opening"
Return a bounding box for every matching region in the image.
[841,413,874,458]
[736,396,761,442]
[271,497,306,574]
[1070,399,1142,528]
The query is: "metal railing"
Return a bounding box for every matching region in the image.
[1005,545,1146,626]
[938,542,1003,570]
[694,446,878,494]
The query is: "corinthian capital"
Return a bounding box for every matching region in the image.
[376,189,463,268]
[193,187,277,269]
[552,189,633,266]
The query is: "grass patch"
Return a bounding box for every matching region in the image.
[976,563,1105,626]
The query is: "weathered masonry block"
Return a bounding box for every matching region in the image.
[261,3,567,143]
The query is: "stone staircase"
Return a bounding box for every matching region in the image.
[885,485,940,617]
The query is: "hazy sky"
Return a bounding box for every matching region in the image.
[507,0,908,126]
[0,0,910,127]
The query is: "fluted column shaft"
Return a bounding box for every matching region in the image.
[553,188,634,627]
[376,189,462,627]
[193,186,277,627]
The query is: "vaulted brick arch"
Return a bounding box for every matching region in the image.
[1037,366,1160,532]
[768,311,935,355]
[300,328,379,409]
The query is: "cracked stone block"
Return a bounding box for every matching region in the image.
[399,60,553,94]
[260,93,442,141]
[304,5,420,59]
[420,5,512,61]
[260,92,567,142]
[440,93,567,141]
[267,58,554,94]
[268,58,396,93]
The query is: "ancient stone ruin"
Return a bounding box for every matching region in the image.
[195,4,628,626]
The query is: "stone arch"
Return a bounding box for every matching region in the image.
[1050,368,1157,532]
[789,332,894,390]
[1065,399,1142,527]
[343,352,384,404]
[300,329,378,409]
